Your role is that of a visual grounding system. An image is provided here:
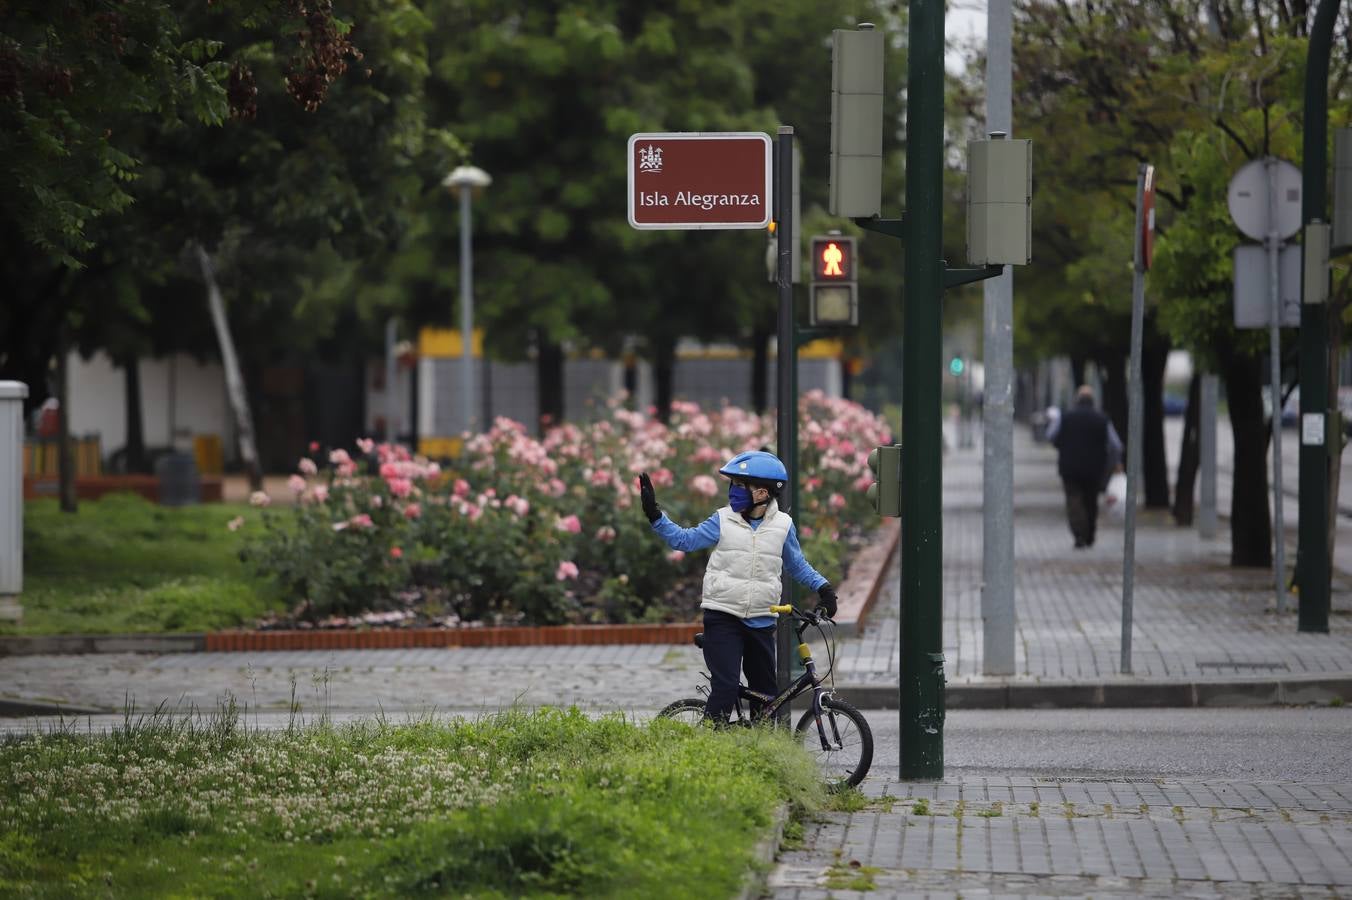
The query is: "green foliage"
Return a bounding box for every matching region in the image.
[0,707,824,898]
[8,495,279,635]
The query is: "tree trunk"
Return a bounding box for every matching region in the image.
[1222,349,1272,567]
[751,325,770,414]
[123,357,146,473]
[56,333,76,513]
[653,336,675,423]
[196,244,263,491]
[1172,372,1202,525]
[1142,331,1171,508]
[1070,355,1086,390]
[534,331,564,432]
[1100,352,1128,443]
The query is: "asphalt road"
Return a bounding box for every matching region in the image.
[867,707,1352,782]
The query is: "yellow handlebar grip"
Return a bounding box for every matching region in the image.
[769,604,793,614]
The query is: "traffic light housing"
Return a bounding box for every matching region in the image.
[866,443,902,517]
[810,234,858,326]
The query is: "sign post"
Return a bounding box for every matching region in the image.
[1121,163,1154,675]
[1227,157,1302,613]
[628,133,772,230]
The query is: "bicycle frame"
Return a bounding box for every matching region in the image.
[738,610,842,751]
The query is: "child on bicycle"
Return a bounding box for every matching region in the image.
[639,450,837,724]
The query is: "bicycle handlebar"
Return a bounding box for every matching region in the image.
[769,604,833,625]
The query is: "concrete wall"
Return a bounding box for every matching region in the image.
[66,352,232,460]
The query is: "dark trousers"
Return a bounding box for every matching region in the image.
[1063,479,1100,547]
[701,609,777,722]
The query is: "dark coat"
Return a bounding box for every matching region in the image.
[1053,404,1110,487]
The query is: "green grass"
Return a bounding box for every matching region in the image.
[0,706,824,898]
[7,494,282,635]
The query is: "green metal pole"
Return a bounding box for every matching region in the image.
[1297,0,1336,633]
[900,0,946,780]
[775,126,798,724]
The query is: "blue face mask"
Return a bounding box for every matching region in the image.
[728,484,754,512]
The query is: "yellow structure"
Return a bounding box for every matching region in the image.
[418,327,485,359]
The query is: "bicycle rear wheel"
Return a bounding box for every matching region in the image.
[794,696,873,789]
[657,698,707,725]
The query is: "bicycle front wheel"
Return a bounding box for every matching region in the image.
[657,698,707,725]
[794,696,873,789]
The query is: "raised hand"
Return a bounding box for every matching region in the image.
[638,472,662,523]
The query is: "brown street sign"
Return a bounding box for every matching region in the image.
[627,132,772,230]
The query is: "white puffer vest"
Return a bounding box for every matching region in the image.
[700,502,792,619]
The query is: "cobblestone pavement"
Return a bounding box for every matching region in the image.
[836,431,1352,687]
[770,777,1352,898]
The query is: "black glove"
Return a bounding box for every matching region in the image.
[638,472,661,523]
[815,584,838,620]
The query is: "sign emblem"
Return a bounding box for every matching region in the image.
[638,145,663,174]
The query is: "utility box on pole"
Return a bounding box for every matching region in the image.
[829,25,884,218]
[967,134,1032,266]
[1334,127,1352,252]
[0,381,27,623]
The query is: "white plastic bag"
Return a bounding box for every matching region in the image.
[1103,472,1127,518]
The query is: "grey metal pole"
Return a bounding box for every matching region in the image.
[1121,165,1147,675]
[1199,373,1219,540]
[774,126,796,727]
[459,188,476,436]
[981,0,1016,676]
[1265,157,1287,613]
[384,318,398,442]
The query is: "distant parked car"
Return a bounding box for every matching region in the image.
[1162,393,1187,417]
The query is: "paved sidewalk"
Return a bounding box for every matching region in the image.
[3,428,1351,720]
[836,430,1352,700]
[770,776,1352,898]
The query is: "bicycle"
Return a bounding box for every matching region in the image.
[657,604,874,789]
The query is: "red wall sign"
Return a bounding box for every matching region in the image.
[627,132,772,230]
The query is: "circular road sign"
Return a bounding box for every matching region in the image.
[1227,158,1302,242]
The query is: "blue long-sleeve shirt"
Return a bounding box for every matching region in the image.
[652,510,828,628]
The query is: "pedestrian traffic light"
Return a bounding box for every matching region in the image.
[949,356,965,376]
[866,444,902,517]
[810,234,858,326]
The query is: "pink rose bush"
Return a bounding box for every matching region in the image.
[240,392,890,626]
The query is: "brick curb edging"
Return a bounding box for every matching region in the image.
[0,523,902,657]
[835,675,1352,710]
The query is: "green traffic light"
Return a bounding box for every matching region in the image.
[949,357,964,376]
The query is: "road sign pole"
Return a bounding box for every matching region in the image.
[1297,0,1336,633]
[775,126,797,726]
[1121,164,1150,676]
[1265,158,1288,613]
[899,0,945,780]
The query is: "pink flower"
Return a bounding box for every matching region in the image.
[828,493,846,511]
[308,441,320,453]
[329,449,351,466]
[357,437,375,455]
[226,516,244,532]
[650,468,674,487]
[589,468,612,487]
[249,491,271,508]
[555,560,579,581]
[667,550,685,562]
[380,462,398,479]
[453,478,470,498]
[547,479,567,498]
[288,475,307,494]
[555,514,582,534]
[595,525,616,543]
[403,503,422,519]
[389,546,403,559]
[312,485,329,504]
[506,495,530,517]
[800,526,814,539]
[349,513,374,528]
[387,477,413,498]
[298,458,318,476]
[690,474,718,497]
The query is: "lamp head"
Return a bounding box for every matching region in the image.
[442,165,493,195]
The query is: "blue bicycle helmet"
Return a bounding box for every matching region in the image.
[718,450,788,490]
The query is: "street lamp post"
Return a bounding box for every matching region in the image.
[442,165,492,436]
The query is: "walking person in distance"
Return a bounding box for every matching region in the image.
[1049,385,1122,549]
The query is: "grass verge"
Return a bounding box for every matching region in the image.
[9,494,281,635]
[0,706,823,898]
